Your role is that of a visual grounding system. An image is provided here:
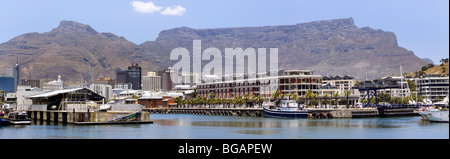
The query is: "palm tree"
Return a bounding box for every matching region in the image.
[332,92,340,108]
[256,96,263,108]
[234,96,243,108]
[243,94,250,107]
[272,90,281,107]
[344,91,351,108]
[174,97,183,108]
[304,90,314,107]
[322,94,329,108]
[250,95,257,108]
[311,93,318,108]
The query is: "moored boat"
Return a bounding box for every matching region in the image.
[8,111,31,125]
[418,106,449,123]
[0,111,9,125]
[263,100,308,118]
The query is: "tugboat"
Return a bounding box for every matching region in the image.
[263,100,308,118]
[8,111,31,125]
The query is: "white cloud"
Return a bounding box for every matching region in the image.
[160,5,186,16]
[131,1,163,14]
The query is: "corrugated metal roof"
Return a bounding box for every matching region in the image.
[28,88,103,98]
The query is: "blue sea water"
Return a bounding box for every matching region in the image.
[0,114,448,139]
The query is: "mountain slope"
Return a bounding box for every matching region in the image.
[0,21,159,85]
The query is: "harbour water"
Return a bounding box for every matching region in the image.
[0,114,448,139]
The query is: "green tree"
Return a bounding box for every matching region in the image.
[243,94,250,107]
[209,92,215,99]
[344,91,351,108]
[271,90,281,107]
[304,90,314,107]
[322,94,329,108]
[174,97,183,107]
[407,80,417,92]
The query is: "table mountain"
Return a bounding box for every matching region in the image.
[139,18,428,80]
[0,18,430,86]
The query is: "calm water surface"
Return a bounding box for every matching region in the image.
[0,114,448,139]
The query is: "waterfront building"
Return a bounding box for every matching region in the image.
[374,76,411,98]
[28,88,104,111]
[138,92,183,108]
[21,79,41,88]
[321,83,340,96]
[358,75,412,104]
[142,72,161,91]
[15,85,44,110]
[115,63,142,90]
[322,75,358,95]
[196,70,323,99]
[414,74,449,102]
[89,83,113,101]
[173,85,195,93]
[43,75,64,92]
[0,76,15,93]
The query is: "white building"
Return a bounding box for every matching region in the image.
[142,72,161,91]
[414,74,449,102]
[43,75,64,92]
[89,83,113,101]
[15,85,44,110]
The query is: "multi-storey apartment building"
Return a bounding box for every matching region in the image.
[414,74,449,102]
[322,75,359,96]
[196,70,322,99]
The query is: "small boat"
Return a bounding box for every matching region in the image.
[419,106,449,123]
[99,104,111,111]
[263,100,308,118]
[49,105,57,110]
[8,111,31,125]
[0,111,9,125]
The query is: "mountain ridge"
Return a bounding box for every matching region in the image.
[0,18,429,85]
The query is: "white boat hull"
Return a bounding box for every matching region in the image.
[419,111,449,123]
[9,120,32,125]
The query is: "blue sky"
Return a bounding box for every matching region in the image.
[0,0,448,64]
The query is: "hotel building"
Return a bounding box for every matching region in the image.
[196,70,322,99]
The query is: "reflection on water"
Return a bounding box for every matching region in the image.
[235,129,280,135]
[154,118,405,129]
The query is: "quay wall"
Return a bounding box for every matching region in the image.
[144,108,264,117]
[28,110,150,124]
[146,107,418,119]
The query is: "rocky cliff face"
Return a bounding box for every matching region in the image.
[140,18,427,79]
[0,21,159,85]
